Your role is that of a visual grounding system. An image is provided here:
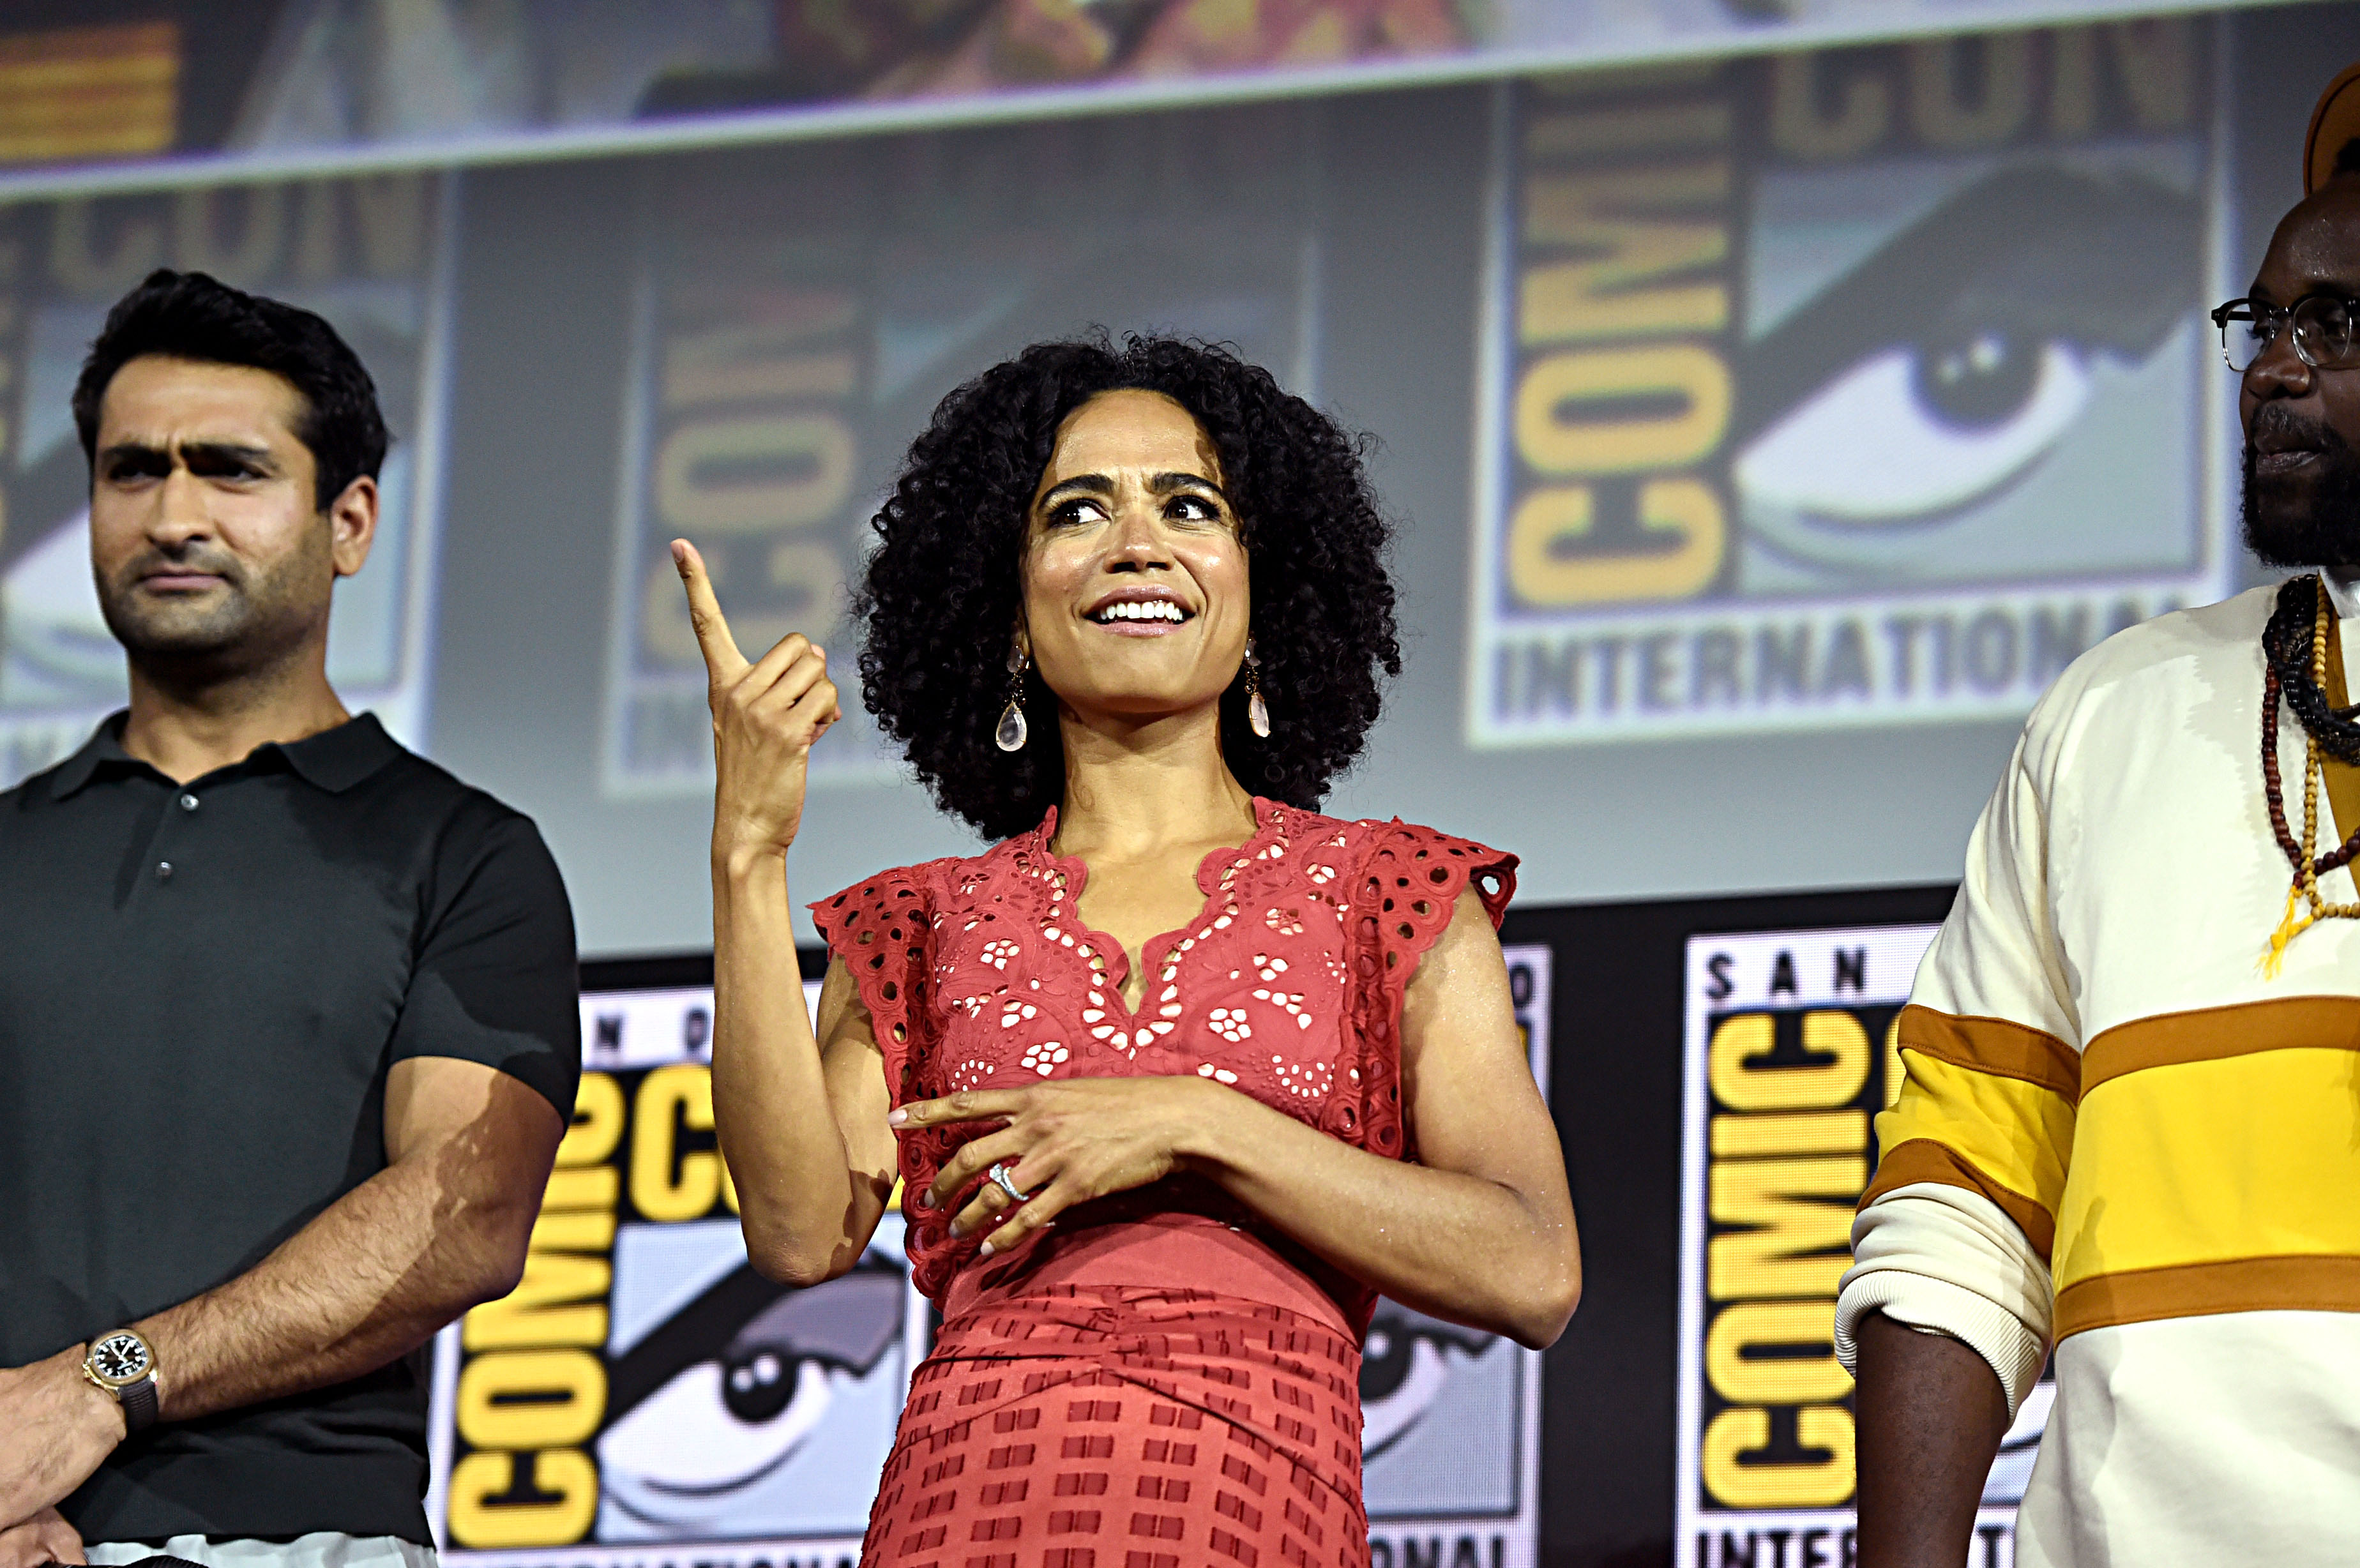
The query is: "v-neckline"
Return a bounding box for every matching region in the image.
[1031,797,1285,1020]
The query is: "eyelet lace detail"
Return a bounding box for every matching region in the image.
[812,801,1516,1306]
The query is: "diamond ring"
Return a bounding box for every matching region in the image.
[987,1162,1028,1203]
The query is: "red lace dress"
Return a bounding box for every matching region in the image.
[811,799,1514,1568]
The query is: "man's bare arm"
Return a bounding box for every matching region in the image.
[1853,1309,2012,1568]
[144,1056,562,1417]
[0,1056,563,1528]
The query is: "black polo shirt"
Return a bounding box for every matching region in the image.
[0,712,580,1546]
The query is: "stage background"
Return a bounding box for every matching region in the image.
[419,886,1970,1568]
[1526,886,1960,1568]
[428,943,1552,1568]
[0,1,2354,952]
[0,6,2326,1561]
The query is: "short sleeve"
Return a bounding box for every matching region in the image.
[388,804,580,1118]
[808,868,935,1104]
[1338,822,1518,1161]
[1355,820,1516,987]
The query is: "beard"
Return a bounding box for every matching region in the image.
[2242,403,2360,568]
[97,536,326,682]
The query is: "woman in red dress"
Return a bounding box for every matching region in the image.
[673,337,1579,1568]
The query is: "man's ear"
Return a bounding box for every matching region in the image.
[326,474,379,579]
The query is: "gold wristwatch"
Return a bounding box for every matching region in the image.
[82,1328,160,1435]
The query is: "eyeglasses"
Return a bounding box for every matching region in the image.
[2212,294,2360,372]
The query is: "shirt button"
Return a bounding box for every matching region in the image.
[156,861,173,882]
[179,794,199,811]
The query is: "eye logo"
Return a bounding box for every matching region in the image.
[721,1344,801,1424]
[597,1262,906,1532]
[1736,165,2200,568]
[1359,1300,1501,1459]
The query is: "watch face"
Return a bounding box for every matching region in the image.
[90,1331,151,1385]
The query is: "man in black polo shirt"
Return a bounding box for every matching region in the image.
[0,271,579,1568]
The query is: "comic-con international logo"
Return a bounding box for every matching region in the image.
[597,114,1324,801]
[429,953,1553,1568]
[1674,927,2052,1568]
[1473,21,2223,744]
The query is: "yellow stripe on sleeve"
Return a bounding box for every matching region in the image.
[1865,1049,2075,1259]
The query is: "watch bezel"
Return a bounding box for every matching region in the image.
[86,1329,155,1392]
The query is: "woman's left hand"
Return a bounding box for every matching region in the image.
[890,1075,1236,1256]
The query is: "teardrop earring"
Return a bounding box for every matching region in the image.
[1244,640,1271,739]
[995,646,1030,753]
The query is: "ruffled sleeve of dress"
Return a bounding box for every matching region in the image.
[808,866,936,1107]
[810,864,964,1293]
[1335,822,1518,1163]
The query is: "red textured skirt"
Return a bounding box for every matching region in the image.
[859,1285,1368,1568]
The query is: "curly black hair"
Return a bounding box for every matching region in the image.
[854,335,1402,842]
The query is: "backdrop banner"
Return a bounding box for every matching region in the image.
[598,109,1322,798]
[0,172,455,787]
[426,946,1552,1565]
[1470,20,2227,745]
[1675,922,2051,1567]
[0,2,2281,195]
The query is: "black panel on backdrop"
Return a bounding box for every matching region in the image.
[414,888,2013,1568]
[1512,887,1956,1568]
[428,943,1552,1565]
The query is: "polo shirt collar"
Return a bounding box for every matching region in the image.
[45,716,130,800]
[50,711,401,799]
[276,712,402,792]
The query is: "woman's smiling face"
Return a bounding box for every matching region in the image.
[1020,388,1250,725]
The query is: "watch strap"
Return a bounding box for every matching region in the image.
[119,1373,159,1435]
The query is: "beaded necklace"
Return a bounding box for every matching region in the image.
[2260,573,2360,973]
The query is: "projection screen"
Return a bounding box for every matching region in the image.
[0,0,2340,953]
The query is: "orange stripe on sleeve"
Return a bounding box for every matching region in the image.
[1896,1004,2081,1102]
[1861,1137,2058,1260]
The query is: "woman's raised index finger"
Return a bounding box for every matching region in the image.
[671,539,748,677]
